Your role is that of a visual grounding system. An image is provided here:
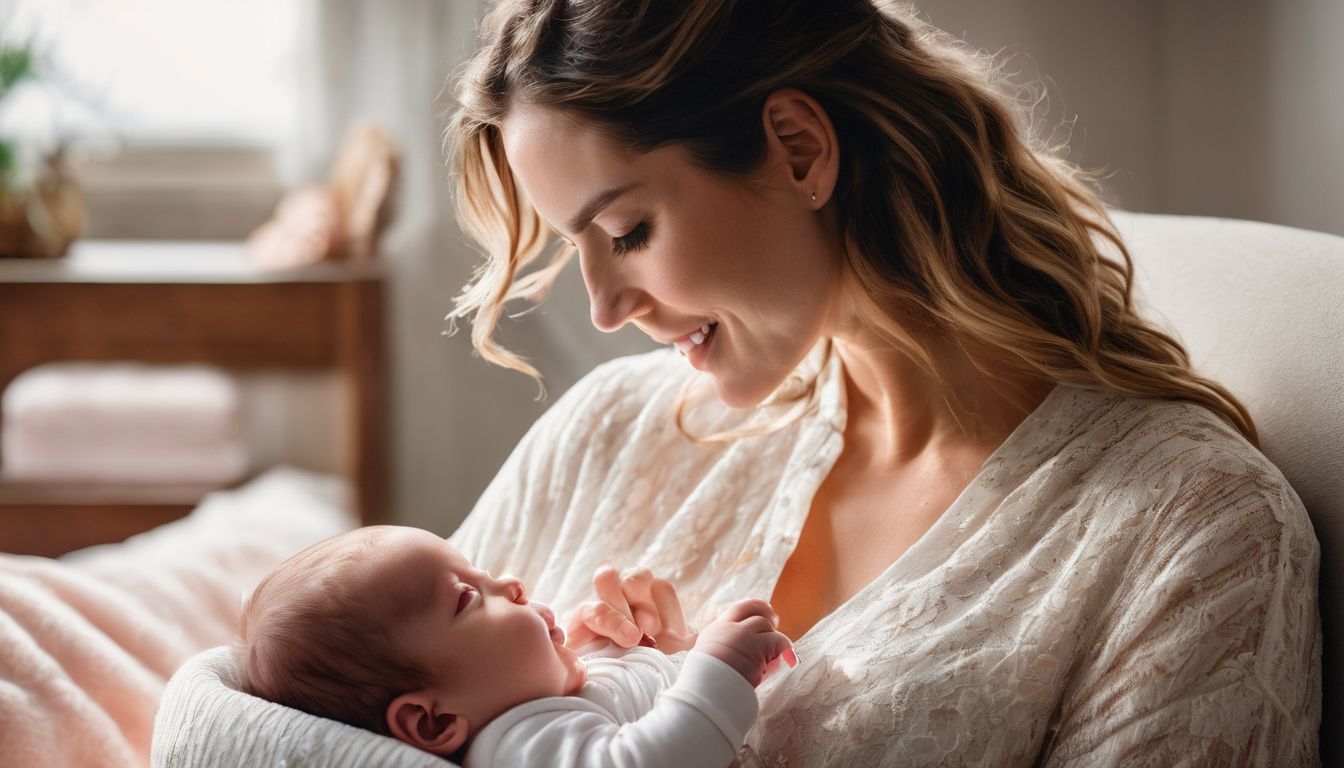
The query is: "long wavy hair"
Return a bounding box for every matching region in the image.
[444,0,1259,447]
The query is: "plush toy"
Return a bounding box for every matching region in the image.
[246,121,398,270]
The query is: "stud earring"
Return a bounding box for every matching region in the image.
[810,192,817,201]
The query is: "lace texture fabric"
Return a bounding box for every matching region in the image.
[449,344,1321,767]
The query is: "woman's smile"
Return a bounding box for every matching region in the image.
[671,322,719,369]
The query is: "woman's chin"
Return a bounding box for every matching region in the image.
[710,373,790,410]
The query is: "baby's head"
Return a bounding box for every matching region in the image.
[240,525,586,757]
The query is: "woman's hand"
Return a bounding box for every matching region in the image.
[693,598,798,687]
[564,565,695,653]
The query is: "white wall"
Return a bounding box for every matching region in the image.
[1260,0,1344,236]
[927,0,1344,236]
[920,0,1164,211]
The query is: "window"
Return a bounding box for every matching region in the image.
[1,0,308,239]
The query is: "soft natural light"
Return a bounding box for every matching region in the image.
[1,0,302,146]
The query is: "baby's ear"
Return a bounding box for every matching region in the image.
[386,693,469,756]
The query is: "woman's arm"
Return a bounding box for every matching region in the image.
[1043,460,1321,767]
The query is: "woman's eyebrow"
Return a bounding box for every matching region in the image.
[566,182,643,236]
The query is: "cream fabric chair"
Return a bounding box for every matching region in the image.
[1115,211,1343,763]
[152,212,1342,765]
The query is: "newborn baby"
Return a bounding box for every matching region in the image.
[239,525,795,767]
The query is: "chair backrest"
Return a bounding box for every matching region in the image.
[1114,211,1344,762]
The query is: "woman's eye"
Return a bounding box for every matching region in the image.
[611,221,651,258]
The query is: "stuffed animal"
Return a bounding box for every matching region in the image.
[246,121,398,270]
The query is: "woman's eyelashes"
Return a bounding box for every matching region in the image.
[611,221,651,258]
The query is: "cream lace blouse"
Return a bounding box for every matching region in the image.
[448,343,1321,767]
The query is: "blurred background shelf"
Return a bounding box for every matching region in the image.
[0,240,386,555]
[0,478,226,506]
[0,478,226,557]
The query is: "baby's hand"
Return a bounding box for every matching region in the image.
[693,598,798,687]
[565,565,696,653]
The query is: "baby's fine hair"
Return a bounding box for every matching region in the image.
[239,531,431,735]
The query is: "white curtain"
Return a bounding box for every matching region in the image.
[295,0,655,533]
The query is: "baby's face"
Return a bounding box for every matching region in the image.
[376,528,586,727]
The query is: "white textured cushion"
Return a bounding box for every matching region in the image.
[1115,211,1343,756]
[151,646,454,768]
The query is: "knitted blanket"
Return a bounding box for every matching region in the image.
[0,468,355,767]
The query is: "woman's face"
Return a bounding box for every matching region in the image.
[501,102,846,408]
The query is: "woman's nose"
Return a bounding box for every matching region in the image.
[579,250,653,332]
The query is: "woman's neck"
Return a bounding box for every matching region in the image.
[830,330,1054,469]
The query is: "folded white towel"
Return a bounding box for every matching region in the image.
[2,362,248,484]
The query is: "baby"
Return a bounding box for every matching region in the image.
[239,525,795,767]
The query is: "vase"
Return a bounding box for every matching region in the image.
[0,162,85,259]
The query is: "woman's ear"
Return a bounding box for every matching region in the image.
[386,693,470,756]
[761,88,839,208]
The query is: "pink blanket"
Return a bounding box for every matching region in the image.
[0,469,355,767]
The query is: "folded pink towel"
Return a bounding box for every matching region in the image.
[1,362,248,483]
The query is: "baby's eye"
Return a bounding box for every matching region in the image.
[455,585,475,615]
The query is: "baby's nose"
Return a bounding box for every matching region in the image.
[496,575,526,603]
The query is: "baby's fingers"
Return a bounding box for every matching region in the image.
[649,577,689,638]
[575,598,643,648]
[759,632,798,681]
[718,598,778,627]
[619,567,662,637]
[592,566,636,623]
[563,614,601,651]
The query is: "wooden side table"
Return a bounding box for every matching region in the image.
[0,241,386,556]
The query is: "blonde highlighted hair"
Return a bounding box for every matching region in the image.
[444,0,1258,447]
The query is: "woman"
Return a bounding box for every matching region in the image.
[443,1,1321,765]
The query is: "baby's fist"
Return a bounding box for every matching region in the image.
[692,598,797,687]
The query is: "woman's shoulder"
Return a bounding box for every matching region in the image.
[1058,386,1287,486]
[1071,387,1314,549]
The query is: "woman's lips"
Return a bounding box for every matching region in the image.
[672,322,718,359]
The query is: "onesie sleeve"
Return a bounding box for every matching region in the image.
[1043,453,1322,767]
[464,651,758,768]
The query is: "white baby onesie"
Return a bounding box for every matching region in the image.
[463,647,757,768]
